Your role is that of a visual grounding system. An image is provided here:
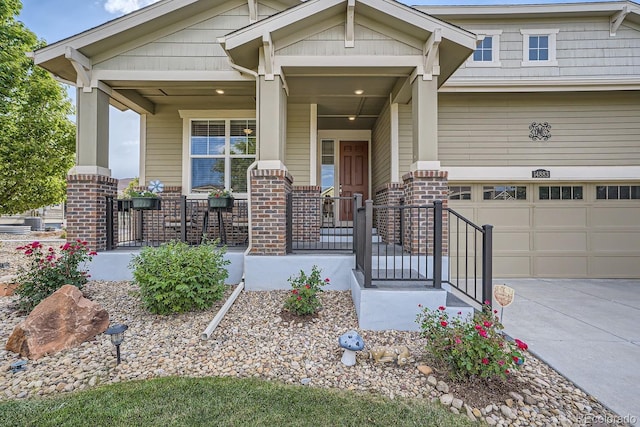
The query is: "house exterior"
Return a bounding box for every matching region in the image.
[32,0,640,279]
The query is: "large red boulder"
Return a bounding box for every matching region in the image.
[5,285,109,360]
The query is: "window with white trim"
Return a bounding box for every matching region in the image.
[189,119,256,194]
[539,186,583,200]
[520,29,559,67]
[468,30,502,67]
[596,185,640,200]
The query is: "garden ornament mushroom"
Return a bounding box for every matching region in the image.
[339,330,365,366]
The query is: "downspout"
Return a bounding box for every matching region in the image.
[217,38,260,256]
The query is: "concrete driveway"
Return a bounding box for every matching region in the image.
[500,279,640,425]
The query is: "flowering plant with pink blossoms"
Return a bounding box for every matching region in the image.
[416,301,527,380]
[15,240,97,312]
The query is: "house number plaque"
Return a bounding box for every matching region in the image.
[532,169,551,179]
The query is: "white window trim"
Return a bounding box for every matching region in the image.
[466,30,502,68]
[520,29,559,67]
[179,110,256,198]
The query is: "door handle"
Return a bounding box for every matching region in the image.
[339,184,343,195]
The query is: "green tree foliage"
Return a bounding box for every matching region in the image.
[0,0,75,215]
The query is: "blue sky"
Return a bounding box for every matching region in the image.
[17,0,610,178]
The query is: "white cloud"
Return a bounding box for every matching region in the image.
[104,0,161,15]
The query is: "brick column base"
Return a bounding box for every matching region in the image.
[66,174,118,251]
[402,170,449,255]
[250,169,293,255]
[292,186,321,242]
[374,183,403,245]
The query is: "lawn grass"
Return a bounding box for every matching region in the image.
[0,376,474,427]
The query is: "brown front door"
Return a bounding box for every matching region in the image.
[339,141,368,221]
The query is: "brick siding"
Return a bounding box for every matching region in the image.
[250,169,293,255]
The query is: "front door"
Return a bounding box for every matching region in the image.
[339,141,368,221]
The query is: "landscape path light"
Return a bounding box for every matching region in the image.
[105,324,128,365]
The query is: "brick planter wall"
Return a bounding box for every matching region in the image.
[374,183,403,245]
[402,170,449,255]
[250,169,293,255]
[292,186,321,243]
[66,174,118,251]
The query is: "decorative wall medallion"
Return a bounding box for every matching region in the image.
[529,122,552,141]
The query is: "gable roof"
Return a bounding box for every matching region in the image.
[222,0,477,84]
[33,0,300,83]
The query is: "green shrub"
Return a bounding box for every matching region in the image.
[15,240,96,312]
[416,302,527,380]
[283,265,329,316]
[129,240,230,315]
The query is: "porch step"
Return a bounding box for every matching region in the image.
[350,269,474,331]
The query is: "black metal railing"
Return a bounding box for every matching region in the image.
[287,194,359,252]
[105,196,248,249]
[354,199,493,308]
[447,208,493,306]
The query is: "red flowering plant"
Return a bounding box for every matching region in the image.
[15,240,97,312]
[416,301,527,380]
[283,265,329,316]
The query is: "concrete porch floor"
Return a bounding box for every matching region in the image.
[500,279,640,424]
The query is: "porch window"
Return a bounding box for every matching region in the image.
[189,119,256,193]
[321,139,335,195]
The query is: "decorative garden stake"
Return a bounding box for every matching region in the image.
[10,360,27,373]
[105,324,128,365]
[339,330,365,366]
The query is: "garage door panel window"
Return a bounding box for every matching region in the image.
[483,186,527,200]
[539,186,583,200]
[596,185,640,200]
[449,186,471,200]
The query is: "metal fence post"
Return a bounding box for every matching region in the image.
[105,196,113,250]
[286,193,293,254]
[433,200,443,289]
[353,194,362,253]
[364,199,373,288]
[482,224,494,305]
[180,196,187,243]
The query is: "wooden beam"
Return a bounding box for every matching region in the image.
[111,89,156,115]
[345,0,355,48]
[262,32,274,80]
[65,46,92,87]
[610,5,630,36]
[423,28,441,81]
[248,0,258,24]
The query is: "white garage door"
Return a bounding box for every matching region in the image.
[449,183,640,278]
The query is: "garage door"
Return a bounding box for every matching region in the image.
[449,183,640,278]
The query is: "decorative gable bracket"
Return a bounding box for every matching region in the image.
[345,0,355,48]
[262,32,274,80]
[422,28,441,81]
[248,0,258,24]
[65,46,92,91]
[610,5,630,36]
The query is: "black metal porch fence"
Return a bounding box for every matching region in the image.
[105,196,248,249]
[354,199,493,308]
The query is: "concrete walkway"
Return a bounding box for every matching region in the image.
[500,279,640,425]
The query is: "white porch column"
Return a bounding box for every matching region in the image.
[257,75,287,169]
[75,87,110,175]
[411,76,440,170]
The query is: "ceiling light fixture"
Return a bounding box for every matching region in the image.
[216,89,225,94]
[348,116,356,121]
[354,89,364,95]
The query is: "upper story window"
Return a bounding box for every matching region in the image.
[467,30,502,67]
[188,118,256,194]
[521,29,559,67]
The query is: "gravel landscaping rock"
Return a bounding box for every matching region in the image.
[0,236,630,426]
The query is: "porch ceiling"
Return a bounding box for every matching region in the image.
[105,66,406,130]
